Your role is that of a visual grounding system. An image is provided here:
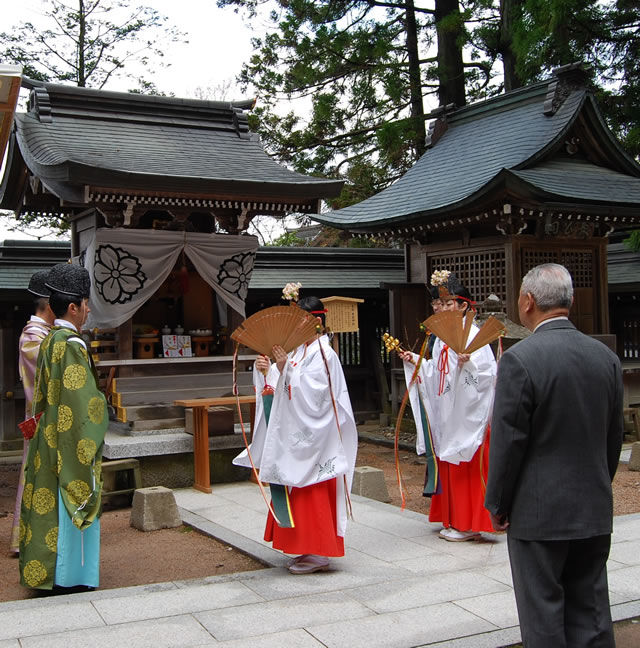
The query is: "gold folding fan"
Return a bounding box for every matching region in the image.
[423,311,506,354]
[231,304,320,357]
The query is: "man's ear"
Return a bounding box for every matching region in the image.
[524,292,535,313]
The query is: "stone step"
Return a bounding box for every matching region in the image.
[129,418,186,432]
[113,384,254,407]
[112,372,253,392]
[103,427,249,460]
[118,404,186,421]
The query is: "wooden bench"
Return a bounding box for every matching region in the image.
[102,458,142,498]
[174,395,256,494]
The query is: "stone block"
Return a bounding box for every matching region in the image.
[629,442,640,472]
[351,466,391,503]
[130,486,182,531]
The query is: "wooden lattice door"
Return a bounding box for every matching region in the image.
[521,247,597,334]
[427,248,508,305]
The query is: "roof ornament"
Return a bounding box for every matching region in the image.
[543,63,592,117]
[424,103,456,149]
[28,86,52,124]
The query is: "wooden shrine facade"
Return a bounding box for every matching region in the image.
[0,79,345,451]
[0,78,344,344]
[315,64,640,342]
[406,233,608,335]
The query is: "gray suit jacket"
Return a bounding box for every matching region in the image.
[485,319,624,541]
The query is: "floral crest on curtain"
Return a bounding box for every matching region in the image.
[94,244,147,304]
[217,251,256,300]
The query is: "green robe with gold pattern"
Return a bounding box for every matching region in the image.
[19,326,107,589]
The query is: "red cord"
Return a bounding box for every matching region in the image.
[437,345,449,395]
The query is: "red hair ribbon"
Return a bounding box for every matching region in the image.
[310,309,328,314]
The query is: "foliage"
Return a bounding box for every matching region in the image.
[218,0,505,212]
[220,0,639,213]
[0,0,185,91]
[269,230,307,246]
[624,230,640,252]
[0,211,70,240]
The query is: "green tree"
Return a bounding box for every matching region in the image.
[478,0,639,247]
[0,0,185,92]
[218,0,498,210]
[474,1,639,157]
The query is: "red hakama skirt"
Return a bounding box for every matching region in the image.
[264,478,345,557]
[429,434,493,533]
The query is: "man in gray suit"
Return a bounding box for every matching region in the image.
[485,263,623,648]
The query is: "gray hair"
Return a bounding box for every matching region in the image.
[520,264,573,311]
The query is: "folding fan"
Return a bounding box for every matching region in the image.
[231,304,320,357]
[423,311,505,354]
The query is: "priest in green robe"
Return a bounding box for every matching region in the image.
[19,263,107,591]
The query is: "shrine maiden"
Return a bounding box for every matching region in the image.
[400,271,496,541]
[233,296,358,574]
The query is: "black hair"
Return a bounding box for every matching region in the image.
[453,284,473,310]
[33,297,49,311]
[49,292,83,319]
[429,273,473,309]
[297,296,326,327]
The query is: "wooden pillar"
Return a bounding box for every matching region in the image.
[117,319,133,377]
[192,406,212,494]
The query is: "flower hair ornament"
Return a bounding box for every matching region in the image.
[430,269,451,288]
[429,269,474,305]
[282,282,302,302]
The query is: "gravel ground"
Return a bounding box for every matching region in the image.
[358,427,640,517]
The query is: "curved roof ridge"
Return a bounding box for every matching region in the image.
[23,78,255,111]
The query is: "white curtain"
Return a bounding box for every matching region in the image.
[84,228,258,329]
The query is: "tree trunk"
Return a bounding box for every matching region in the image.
[405,0,426,157]
[435,0,466,108]
[499,0,525,91]
[77,0,86,87]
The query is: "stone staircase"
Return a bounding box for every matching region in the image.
[111,372,254,429]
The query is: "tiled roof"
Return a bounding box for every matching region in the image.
[2,81,342,208]
[511,159,640,205]
[316,73,640,230]
[607,242,640,287]
[248,247,405,290]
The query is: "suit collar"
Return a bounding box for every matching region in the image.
[534,318,576,333]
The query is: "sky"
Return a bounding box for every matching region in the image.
[0,0,276,241]
[3,0,261,97]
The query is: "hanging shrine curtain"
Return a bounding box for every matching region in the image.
[84,228,258,329]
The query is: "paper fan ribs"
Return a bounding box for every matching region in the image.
[423,311,505,354]
[231,305,320,357]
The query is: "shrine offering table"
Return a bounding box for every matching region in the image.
[133,336,159,359]
[192,335,214,357]
[174,395,256,494]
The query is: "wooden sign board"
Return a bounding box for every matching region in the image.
[321,296,365,333]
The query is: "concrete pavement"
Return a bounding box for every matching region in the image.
[0,482,638,647]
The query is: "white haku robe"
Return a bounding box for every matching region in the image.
[404,322,497,465]
[233,335,358,536]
